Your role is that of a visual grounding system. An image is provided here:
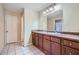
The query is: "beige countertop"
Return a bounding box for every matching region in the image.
[32,30,79,41]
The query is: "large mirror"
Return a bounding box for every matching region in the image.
[47,4,63,32]
[46,3,79,33]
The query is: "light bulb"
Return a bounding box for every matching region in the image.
[46,9,49,12]
[49,7,53,11]
[43,11,46,14]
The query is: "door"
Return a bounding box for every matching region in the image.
[55,20,62,32]
[5,14,18,44]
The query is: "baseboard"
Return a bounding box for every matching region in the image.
[24,43,32,47]
[6,41,24,44]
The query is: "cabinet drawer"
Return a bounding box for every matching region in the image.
[51,36,60,43]
[35,33,38,37]
[44,35,51,41]
[39,34,43,38]
[32,32,34,34]
[62,39,79,49]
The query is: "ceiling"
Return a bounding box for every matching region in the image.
[3,3,52,13]
[3,3,62,17]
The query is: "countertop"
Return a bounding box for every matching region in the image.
[32,30,79,41]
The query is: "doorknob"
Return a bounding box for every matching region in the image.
[6,30,8,32]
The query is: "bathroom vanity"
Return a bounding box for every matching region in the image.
[32,30,79,55]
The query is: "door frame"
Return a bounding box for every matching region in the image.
[55,19,62,32]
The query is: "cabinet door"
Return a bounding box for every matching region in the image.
[39,36,43,51]
[43,38,50,55]
[32,33,36,45]
[51,37,60,43]
[35,36,39,47]
[51,42,61,55]
[62,46,79,55]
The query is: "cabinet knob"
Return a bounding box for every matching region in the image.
[69,42,72,46]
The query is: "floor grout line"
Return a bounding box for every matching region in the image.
[14,44,16,55]
[1,43,45,55]
[7,45,9,55]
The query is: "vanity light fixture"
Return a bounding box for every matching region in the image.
[43,9,49,14]
[43,4,62,15]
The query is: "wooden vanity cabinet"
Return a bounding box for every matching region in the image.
[32,32,79,55]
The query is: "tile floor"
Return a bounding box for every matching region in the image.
[0,43,45,55]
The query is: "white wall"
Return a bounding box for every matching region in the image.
[62,4,79,32]
[24,8,39,46]
[0,4,5,53]
[38,13,47,30]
